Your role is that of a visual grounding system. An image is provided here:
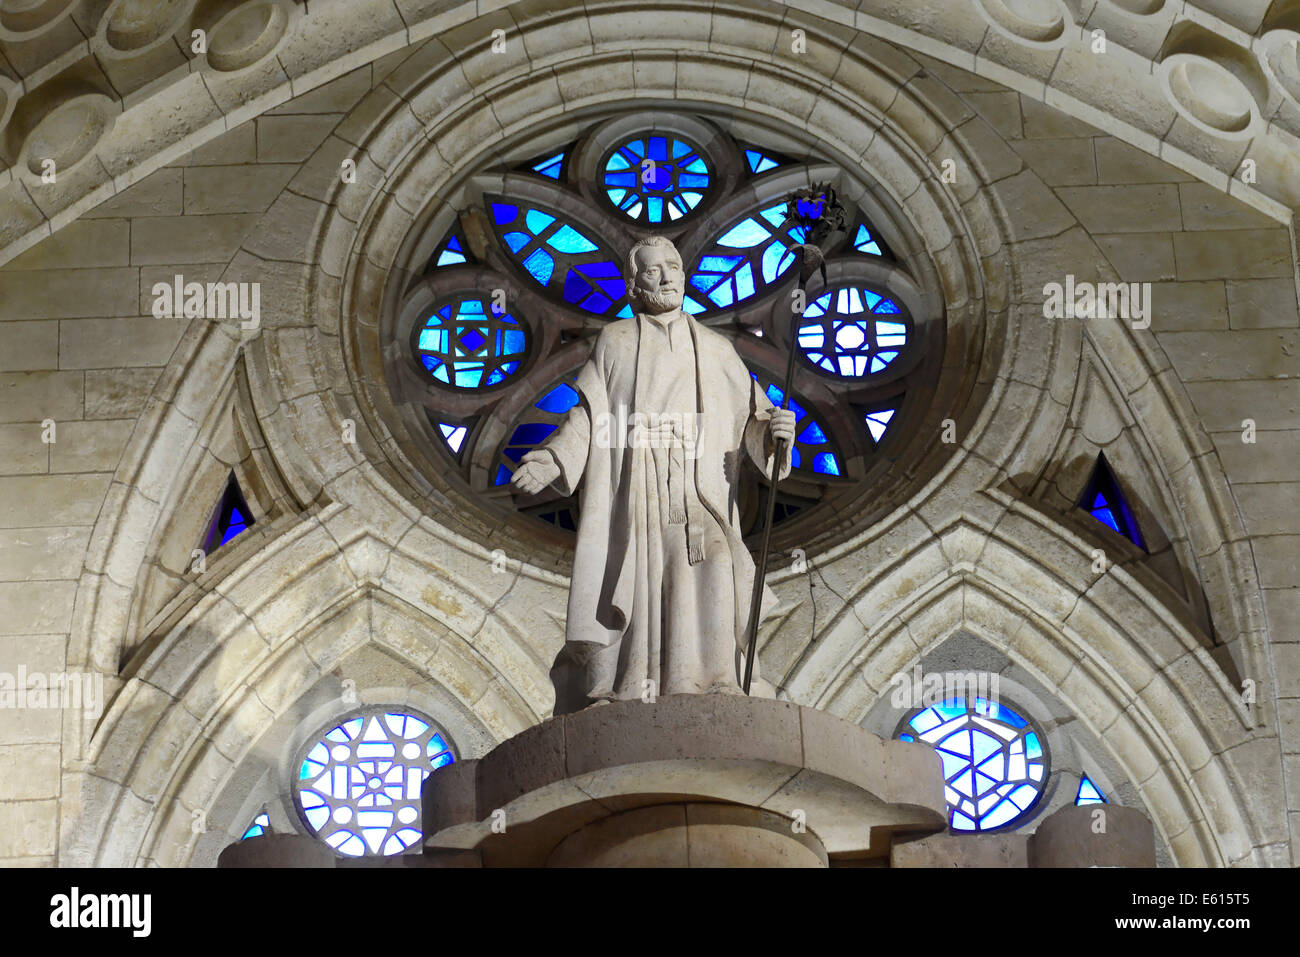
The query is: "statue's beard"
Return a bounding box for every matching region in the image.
[634,288,683,314]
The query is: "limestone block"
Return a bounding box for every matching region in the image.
[1094,137,1191,185]
[0,744,60,799]
[188,124,257,166]
[988,169,1076,241]
[59,317,186,370]
[1187,380,1300,431]
[5,220,129,270]
[270,65,372,116]
[0,320,58,372]
[892,831,1028,867]
[183,163,297,215]
[1226,278,1300,330]
[1009,137,1095,186]
[1173,229,1293,281]
[1094,233,1177,281]
[0,473,107,526]
[0,524,89,580]
[1055,184,1182,234]
[0,268,138,320]
[1252,536,1300,590]
[255,114,343,165]
[130,213,263,265]
[0,423,47,474]
[1264,588,1300,640]
[1030,803,1156,867]
[48,419,133,473]
[0,800,58,857]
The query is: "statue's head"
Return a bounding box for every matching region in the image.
[625,235,684,315]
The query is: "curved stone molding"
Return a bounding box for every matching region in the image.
[1257,27,1300,109]
[421,695,947,865]
[0,73,18,136]
[1158,28,1269,139]
[193,0,298,73]
[0,0,76,40]
[94,0,199,58]
[1104,0,1166,14]
[8,83,117,179]
[973,0,1071,47]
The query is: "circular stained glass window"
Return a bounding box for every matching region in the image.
[797,286,908,378]
[601,134,712,224]
[415,294,528,389]
[898,697,1048,832]
[293,710,456,857]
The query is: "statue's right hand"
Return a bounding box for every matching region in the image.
[512,452,561,495]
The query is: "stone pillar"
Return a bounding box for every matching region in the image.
[217,833,336,867]
[1030,804,1156,867]
[546,803,828,867]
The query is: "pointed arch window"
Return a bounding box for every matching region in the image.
[1075,775,1108,806]
[203,474,253,554]
[400,114,927,539]
[1079,455,1144,549]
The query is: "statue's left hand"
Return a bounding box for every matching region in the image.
[768,408,797,447]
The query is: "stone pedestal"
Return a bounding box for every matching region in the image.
[217,833,336,867]
[421,694,947,867]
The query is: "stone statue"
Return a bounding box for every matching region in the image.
[513,236,796,708]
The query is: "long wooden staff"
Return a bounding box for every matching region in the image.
[741,246,812,695]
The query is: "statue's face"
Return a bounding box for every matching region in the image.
[631,243,684,315]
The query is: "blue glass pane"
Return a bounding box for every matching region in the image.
[494,464,512,486]
[523,248,555,284]
[491,203,517,225]
[532,152,564,179]
[503,231,530,253]
[536,383,580,414]
[853,223,883,256]
[525,209,556,233]
[716,219,770,248]
[547,224,599,254]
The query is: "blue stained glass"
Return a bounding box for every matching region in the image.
[700,255,745,272]
[789,446,801,469]
[812,453,839,475]
[799,421,828,444]
[603,135,712,223]
[1075,775,1108,805]
[492,203,517,225]
[525,209,556,233]
[503,231,530,253]
[874,299,901,314]
[536,382,580,413]
[241,812,270,840]
[416,296,527,390]
[744,149,780,173]
[436,234,467,266]
[617,303,636,318]
[438,423,467,453]
[716,219,771,248]
[682,297,706,315]
[494,465,513,486]
[509,422,556,445]
[523,248,555,284]
[547,224,599,254]
[708,282,735,307]
[690,274,723,293]
[1080,457,1144,548]
[902,697,1047,832]
[532,152,564,179]
[853,223,883,256]
[220,508,247,544]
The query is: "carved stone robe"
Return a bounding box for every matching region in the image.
[533,308,790,707]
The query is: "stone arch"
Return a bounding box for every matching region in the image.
[780,515,1277,866]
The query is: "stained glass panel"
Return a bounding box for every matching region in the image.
[688,203,808,311]
[798,286,908,378]
[899,697,1048,832]
[415,295,527,389]
[293,710,456,857]
[602,134,712,224]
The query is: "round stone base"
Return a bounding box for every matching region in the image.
[546,802,828,867]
